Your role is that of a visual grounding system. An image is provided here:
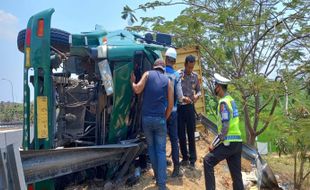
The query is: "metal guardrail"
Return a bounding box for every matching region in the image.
[198,113,280,189]
[0,121,23,126]
[0,144,26,190]
[1,126,146,187]
[198,114,258,161]
[0,121,23,130]
[21,142,144,184]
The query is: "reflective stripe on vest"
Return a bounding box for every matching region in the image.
[217,95,242,143]
[224,135,242,141]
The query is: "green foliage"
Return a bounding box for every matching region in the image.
[204,93,217,120]
[274,137,289,157]
[275,75,310,189]
[123,0,310,145]
[0,102,23,122]
[0,102,34,123]
[121,5,138,24]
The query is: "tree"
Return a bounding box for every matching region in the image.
[274,136,289,157]
[277,72,310,189]
[0,102,25,122]
[122,0,310,145]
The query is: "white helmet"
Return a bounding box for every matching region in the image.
[165,47,177,59]
[214,73,231,85]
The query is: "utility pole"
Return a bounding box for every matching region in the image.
[1,78,14,103]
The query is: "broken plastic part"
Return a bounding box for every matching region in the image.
[98,59,113,96]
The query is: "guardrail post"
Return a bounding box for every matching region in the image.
[0,144,26,190]
[0,146,9,189]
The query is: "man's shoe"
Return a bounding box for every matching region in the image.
[167,159,172,166]
[180,160,189,166]
[189,162,195,169]
[171,167,183,178]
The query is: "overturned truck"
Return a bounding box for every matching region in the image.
[17,8,174,189]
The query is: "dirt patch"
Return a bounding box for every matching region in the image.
[119,128,251,190]
[66,129,254,190]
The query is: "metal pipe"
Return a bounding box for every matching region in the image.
[1,78,15,103]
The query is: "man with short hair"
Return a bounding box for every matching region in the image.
[203,73,244,190]
[131,59,173,190]
[164,48,189,177]
[178,55,201,168]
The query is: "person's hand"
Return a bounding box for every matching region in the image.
[193,94,199,103]
[131,72,136,83]
[208,144,214,152]
[183,96,192,104]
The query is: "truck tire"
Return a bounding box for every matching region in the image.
[17,28,70,53]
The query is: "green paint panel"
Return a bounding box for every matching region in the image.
[26,8,54,149]
[23,8,55,190]
[108,62,133,143]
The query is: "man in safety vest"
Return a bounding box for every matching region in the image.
[203,73,244,190]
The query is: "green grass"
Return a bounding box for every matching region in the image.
[238,121,281,152]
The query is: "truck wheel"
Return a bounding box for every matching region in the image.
[17,28,70,53]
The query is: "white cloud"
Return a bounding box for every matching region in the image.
[0,10,18,41]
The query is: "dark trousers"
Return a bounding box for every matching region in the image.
[167,111,180,168]
[203,142,244,190]
[177,104,196,164]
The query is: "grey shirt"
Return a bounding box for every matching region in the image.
[178,69,201,104]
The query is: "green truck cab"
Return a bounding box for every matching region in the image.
[18,8,170,150]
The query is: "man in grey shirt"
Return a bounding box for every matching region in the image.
[178,55,201,168]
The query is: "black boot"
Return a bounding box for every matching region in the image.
[171,165,183,177]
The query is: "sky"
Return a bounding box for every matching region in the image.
[0,0,186,103]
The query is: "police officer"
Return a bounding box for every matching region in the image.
[203,73,244,190]
[178,55,201,168]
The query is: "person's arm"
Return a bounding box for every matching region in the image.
[218,102,230,141]
[165,80,174,119]
[176,74,192,104]
[193,75,201,103]
[131,71,149,94]
[209,135,221,151]
[175,74,184,103]
[176,71,192,104]
[209,102,230,151]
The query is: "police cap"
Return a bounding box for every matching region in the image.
[214,73,230,85]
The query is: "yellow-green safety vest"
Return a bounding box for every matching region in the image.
[217,95,242,143]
